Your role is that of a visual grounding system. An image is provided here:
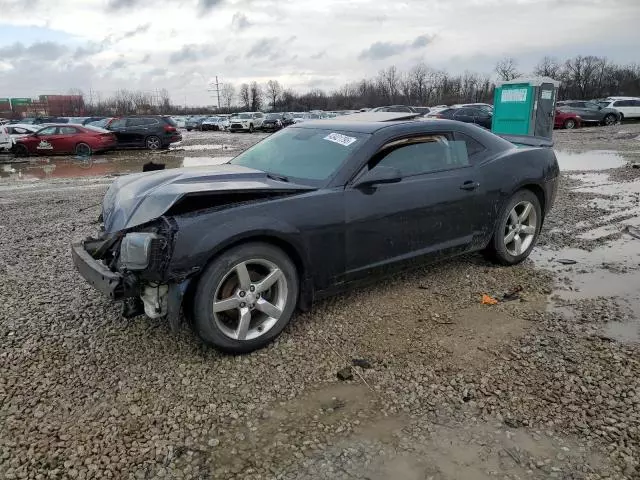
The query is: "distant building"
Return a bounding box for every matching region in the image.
[0,94,86,118]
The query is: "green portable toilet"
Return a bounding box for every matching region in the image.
[492,77,560,140]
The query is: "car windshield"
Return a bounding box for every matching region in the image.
[230,127,369,184]
[266,113,282,120]
[238,113,252,119]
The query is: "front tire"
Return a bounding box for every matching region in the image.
[248,124,254,133]
[192,242,299,353]
[603,114,617,126]
[563,118,576,129]
[13,144,29,157]
[484,190,542,265]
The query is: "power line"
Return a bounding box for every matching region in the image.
[207,76,222,109]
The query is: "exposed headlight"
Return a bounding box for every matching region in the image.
[120,232,160,270]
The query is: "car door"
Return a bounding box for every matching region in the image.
[55,126,81,153]
[344,133,485,279]
[125,118,150,146]
[470,109,492,129]
[585,102,606,121]
[453,108,475,124]
[253,113,264,128]
[32,126,59,154]
[107,118,129,145]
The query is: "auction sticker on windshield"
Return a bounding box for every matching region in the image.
[324,132,357,147]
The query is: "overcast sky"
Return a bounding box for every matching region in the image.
[0,0,638,105]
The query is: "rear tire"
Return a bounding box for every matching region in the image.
[75,142,92,156]
[603,114,617,126]
[192,242,299,353]
[563,118,576,129]
[248,124,254,133]
[146,135,161,150]
[484,190,542,266]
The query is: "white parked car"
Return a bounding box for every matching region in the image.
[0,123,40,151]
[171,116,187,128]
[228,112,264,133]
[0,125,11,151]
[598,97,640,120]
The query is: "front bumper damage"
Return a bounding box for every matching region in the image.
[71,229,190,331]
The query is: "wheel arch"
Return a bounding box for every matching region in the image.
[185,232,313,314]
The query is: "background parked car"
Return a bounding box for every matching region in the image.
[372,105,417,113]
[597,97,640,120]
[1,123,40,149]
[106,116,181,150]
[171,116,187,128]
[13,124,117,156]
[229,112,265,132]
[0,125,11,151]
[432,107,493,129]
[86,118,113,128]
[201,117,227,131]
[185,116,205,131]
[556,100,621,125]
[261,112,295,131]
[554,109,581,129]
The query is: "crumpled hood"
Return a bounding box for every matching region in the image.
[102,164,314,232]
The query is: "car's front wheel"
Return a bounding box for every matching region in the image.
[248,124,254,133]
[192,242,299,353]
[563,118,577,129]
[484,189,542,265]
[13,143,29,157]
[603,114,617,126]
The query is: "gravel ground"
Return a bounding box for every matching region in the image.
[1,126,639,479]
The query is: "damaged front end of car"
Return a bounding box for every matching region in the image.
[72,215,189,329]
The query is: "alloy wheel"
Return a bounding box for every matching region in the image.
[604,114,616,126]
[503,201,537,256]
[146,136,161,150]
[212,259,287,341]
[564,119,576,129]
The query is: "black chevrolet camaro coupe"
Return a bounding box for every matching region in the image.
[72,117,559,353]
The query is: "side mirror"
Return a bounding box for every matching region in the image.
[354,166,402,188]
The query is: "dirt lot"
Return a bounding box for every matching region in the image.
[1,124,640,479]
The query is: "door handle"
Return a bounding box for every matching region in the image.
[460,181,479,191]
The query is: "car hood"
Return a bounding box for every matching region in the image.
[101,164,315,232]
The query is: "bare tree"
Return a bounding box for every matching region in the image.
[410,63,429,105]
[265,80,283,110]
[495,57,520,81]
[159,88,172,113]
[533,56,561,79]
[249,81,262,111]
[221,83,236,109]
[239,83,250,110]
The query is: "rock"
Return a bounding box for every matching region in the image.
[337,367,354,381]
[351,359,372,369]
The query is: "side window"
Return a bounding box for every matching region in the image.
[453,132,486,159]
[632,100,640,107]
[127,118,146,127]
[143,118,159,126]
[37,126,58,135]
[585,102,599,109]
[59,126,79,134]
[109,118,126,129]
[568,102,584,108]
[374,136,470,177]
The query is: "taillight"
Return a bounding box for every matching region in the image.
[164,125,177,133]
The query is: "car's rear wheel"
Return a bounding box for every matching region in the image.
[248,124,254,133]
[484,190,542,265]
[13,143,29,157]
[192,242,299,353]
[75,142,92,156]
[563,118,577,129]
[603,114,617,126]
[146,135,161,150]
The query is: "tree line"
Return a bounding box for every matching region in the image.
[73,55,640,115]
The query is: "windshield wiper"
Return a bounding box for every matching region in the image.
[266,173,289,183]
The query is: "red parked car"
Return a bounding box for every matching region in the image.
[554,109,581,130]
[13,124,117,157]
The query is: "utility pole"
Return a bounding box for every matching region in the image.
[207,76,222,109]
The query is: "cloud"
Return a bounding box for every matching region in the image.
[169,44,216,64]
[198,0,224,13]
[148,67,167,76]
[121,23,151,39]
[246,38,279,59]
[0,41,68,60]
[73,43,105,59]
[109,58,128,70]
[106,0,145,11]
[231,12,251,31]
[310,51,326,60]
[358,34,434,60]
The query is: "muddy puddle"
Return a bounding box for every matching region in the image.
[554,150,629,171]
[0,153,233,181]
